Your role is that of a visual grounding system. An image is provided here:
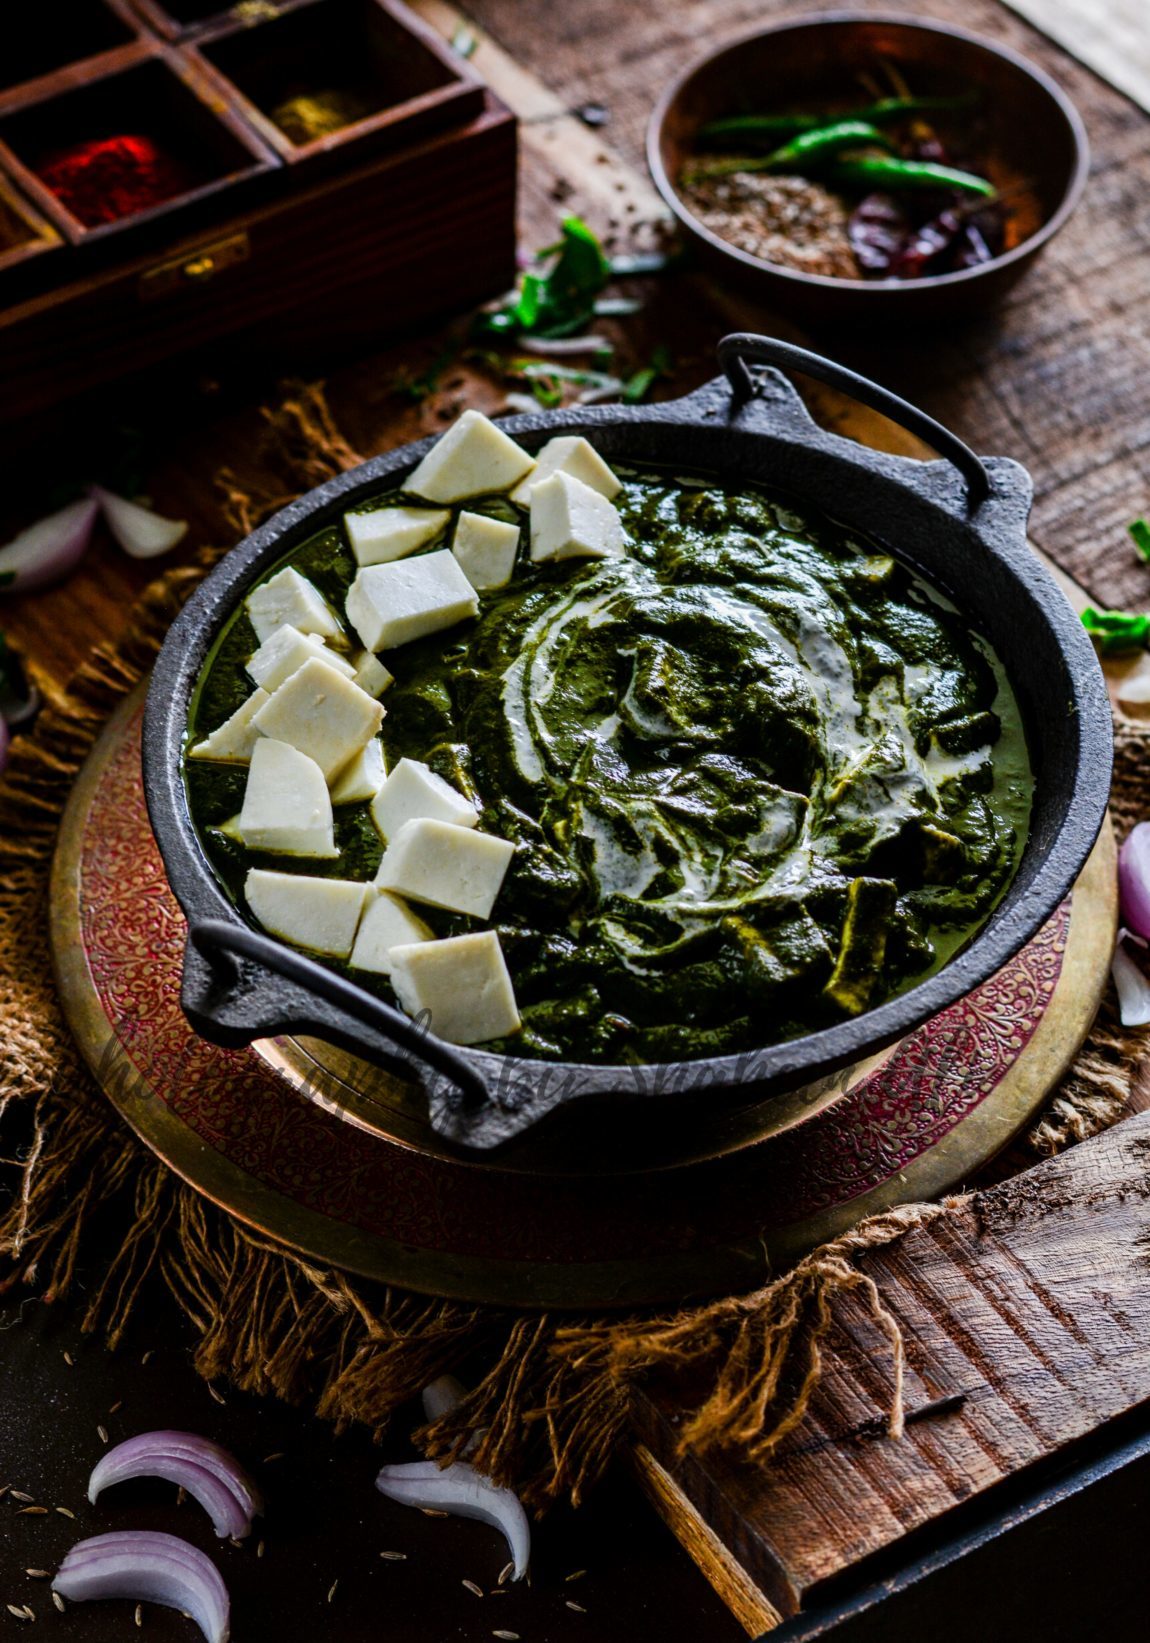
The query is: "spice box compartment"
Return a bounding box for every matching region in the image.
[0,173,62,280]
[0,54,278,248]
[194,0,485,163]
[0,0,143,103]
[129,0,315,42]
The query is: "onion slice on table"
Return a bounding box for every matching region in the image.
[89,1430,262,1538]
[1118,823,1150,942]
[53,1531,229,1643]
[1111,942,1150,1027]
[0,497,99,593]
[376,1458,530,1581]
[92,486,188,559]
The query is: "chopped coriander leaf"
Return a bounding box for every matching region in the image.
[1129,518,1150,565]
[1081,606,1150,654]
[622,345,673,403]
[475,217,612,341]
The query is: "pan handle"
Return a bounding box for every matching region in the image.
[186,917,492,1110]
[717,334,991,509]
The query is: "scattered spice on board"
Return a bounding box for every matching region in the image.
[463,1579,484,1597]
[379,1551,407,1562]
[51,1593,65,1614]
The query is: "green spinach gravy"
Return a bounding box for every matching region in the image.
[185,468,1032,1065]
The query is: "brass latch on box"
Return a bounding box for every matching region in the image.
[139,232,251,301]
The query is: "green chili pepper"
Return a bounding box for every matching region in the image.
[697,93,978,149]
[1081,606,1150,654]
[830,155,996,197]
[1128,518,1150,565]
[686,119,892,182]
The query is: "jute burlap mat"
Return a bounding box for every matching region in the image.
[1,387,1145,1508]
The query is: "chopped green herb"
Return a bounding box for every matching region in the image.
[475,217,612,341]
[622,345,673,403]
[1081,606,1150,654]
[1129,518,1150,565]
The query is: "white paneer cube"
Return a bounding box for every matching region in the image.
[390,931,521,1045]
[344,504,451,567]
[510,435,622,506]
[331,737,386,806]
[451,511,519,591]
[371,757,478,841]
[247,625,354,694]
[530,471,626,563]
[188,689,269,763]
[405,410,535,503]
[246,567,343,645]
[349,889,434,976]
[352,650,394,698]
[375,817,514,919]
[237,738,337,857]
[252,657,384,782]
[345,550,478,652]
[245,869,368,958]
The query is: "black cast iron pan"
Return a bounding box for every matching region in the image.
[143,336,1112,1151]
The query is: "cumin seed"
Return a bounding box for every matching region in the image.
[23,1571,49,1580]
[0,1486,8,1499]
[63,1352,74,1367]
[108,1401,123,1415]
[18,1507,47,1516]
[463,1579,483,1597]
[141,1351,154,1366]
[135,1603,143,1627]
[51,1594,65,1614]
[421,1508,449,1518]
[327,1579,338,1603]
[567,1599,587,1612]
[55,1507,76,1520]
[97,1425,109,1445]
[6,1605,28,1622]
[262,1453,284,1465]
[256,1540,265,1559]
[176,1487,187,1507]
[379,1551,407,1561]
[10,1491,33,1503]
[565,1569,587,1582]
[492,1632,520,1641]
[207,1385,226,1406]
[497,1561,514,1585]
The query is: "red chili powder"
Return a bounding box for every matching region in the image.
[36,134,196,227]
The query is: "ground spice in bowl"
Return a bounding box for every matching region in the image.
[679,172,860,279]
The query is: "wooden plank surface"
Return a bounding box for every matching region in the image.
[633,1108,1150,1622]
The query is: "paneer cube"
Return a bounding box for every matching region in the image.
[245,869,368,958]
[510,435,622,506]
[188,688,269,763]
[252,657,384,782]
[529,471,626,563]
[375,817,514,918]
[247,625,354,694]
[451,511,520,591]
[237,738,337,857]
[371,756,478,840]
[331,737,386,806]
[344,504,450,567]
[352,650,394,698]
[349,889,434,975]
[389,930,521,1045]
[345,550,478,652]
[246,567,343,645]
[405,410,535,503]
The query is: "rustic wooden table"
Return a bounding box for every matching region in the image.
[2,2,1149,1640]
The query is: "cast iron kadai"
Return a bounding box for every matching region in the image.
[143,335,1112,1152]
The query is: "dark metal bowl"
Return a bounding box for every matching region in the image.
[648,13,1089,324]
[144,336,1111,1150]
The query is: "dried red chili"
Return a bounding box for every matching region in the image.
[36,134,195,227]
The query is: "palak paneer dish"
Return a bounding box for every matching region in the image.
[184,409,1032,1062]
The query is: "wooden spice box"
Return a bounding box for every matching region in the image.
[0,0,517,420]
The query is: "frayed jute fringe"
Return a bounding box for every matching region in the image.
[1,383,1146,1510]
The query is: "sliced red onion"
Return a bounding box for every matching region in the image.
[53,1532,229,1643]
[502,393,542,416]
[1112,943,1150,1027]
[92,486,188,559]
[421,1373,467,1422]
[89,1430,262,1536]
[1118,823,1150,941]
[0,497,99,593]
[376,1459,530,1581]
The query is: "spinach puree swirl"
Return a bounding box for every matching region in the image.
[186,470,1031,1065]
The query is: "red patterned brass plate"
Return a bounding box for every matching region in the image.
[50,687,1116,1308]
